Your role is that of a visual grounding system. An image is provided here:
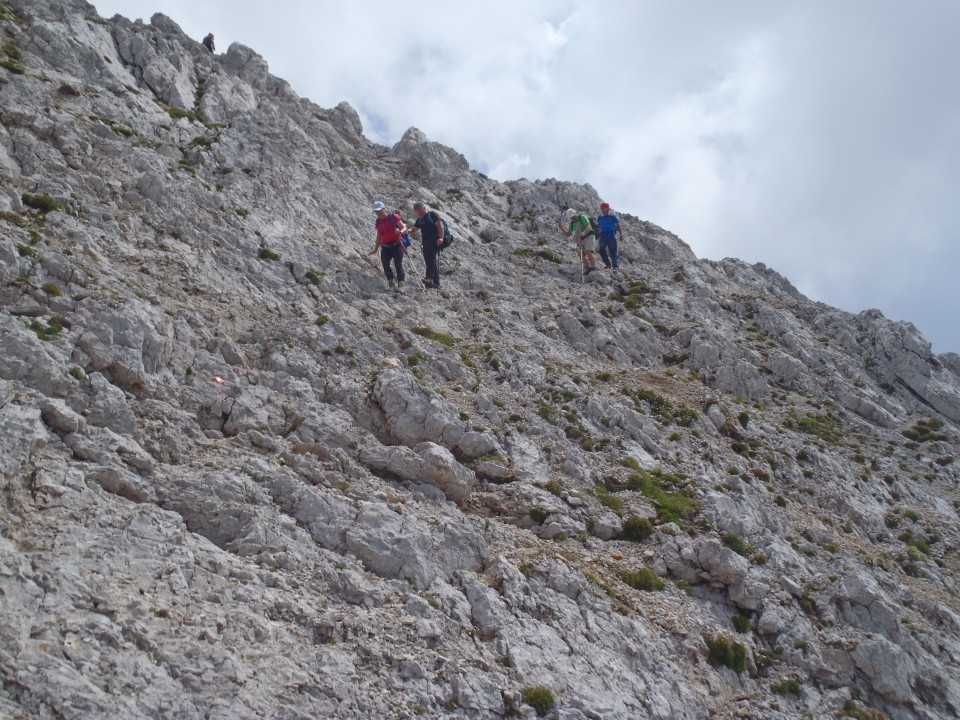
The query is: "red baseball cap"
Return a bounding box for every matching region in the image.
[600,202,610,209]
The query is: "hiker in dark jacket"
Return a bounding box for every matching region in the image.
[369,201,407,289]
[410,202,444,289]
[202,33,215,52]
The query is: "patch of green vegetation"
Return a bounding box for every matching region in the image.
[305,270,322,285]
[519,686,555,717]
[703,633,747,673]
[536,248,563,263]
[620,515,654,542]
[771,676,802,695]
[902,417,947,443]
[732,613,751,633]
[16,243,34,256]
[513,247,534,258]
[165,106,199,122]
[411,325,459,347]
[188,134,216,149]
[594,482,624,512]
[539,479,563,497]
[2,41,21,61]
[619,279,658,309]
[0,58,24,74]
[258,247,280,261]
[22,193,66,215]
[785,410,844,444]
[26,319,63,341]
[110,123,134,137]
[839,700,891,720]
[529,507,549,523]
[615,465,700,526]
[622,386,697,426]
[620,567,664,592]
[722,532,754,557]
[897,530,930,556]
[41,281,62,296]
[68,367,84,380]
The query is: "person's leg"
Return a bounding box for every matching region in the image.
[608,236,619,268]
[380,246,394,282]
[583,236,598,269]
[393,244,405,283]
[598,237,611,268]
[423,245,438,286]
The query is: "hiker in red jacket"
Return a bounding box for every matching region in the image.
[369,201,408,290]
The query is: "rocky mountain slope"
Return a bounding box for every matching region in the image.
[2,2,959,718]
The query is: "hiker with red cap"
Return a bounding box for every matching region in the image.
[596,202,623,270]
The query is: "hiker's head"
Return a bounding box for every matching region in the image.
[413,201,427,217]
[600,202,610,214]
[564,209,577,221]
[372,200,386,216]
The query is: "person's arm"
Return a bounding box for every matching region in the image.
[615,219,623,238]
[434,213,445,246]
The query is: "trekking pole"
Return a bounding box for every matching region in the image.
[400,233,427,294]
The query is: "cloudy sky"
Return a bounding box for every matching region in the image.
[92,1,960,354]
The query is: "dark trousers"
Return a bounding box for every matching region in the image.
[598,235,619,268]
[380,242,405,282]
[422,242,440,286]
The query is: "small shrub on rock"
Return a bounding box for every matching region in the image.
[520,686,555,717]
[620,515,654,542]
[703,633,747,673]
[620,567,664,592]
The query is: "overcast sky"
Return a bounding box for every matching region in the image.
[92,1,960,355]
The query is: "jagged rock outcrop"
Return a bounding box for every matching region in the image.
[1,2,959,719]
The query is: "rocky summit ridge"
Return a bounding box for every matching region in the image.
[1,2,959,719]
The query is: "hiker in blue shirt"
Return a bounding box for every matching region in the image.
[410,201,444,289]
[597,202,623,270]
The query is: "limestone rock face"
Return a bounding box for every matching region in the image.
[0,2,958,719]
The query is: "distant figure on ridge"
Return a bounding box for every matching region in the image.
[597,202,623,270]
[558,208,598,276]
[202,33,215,53]
[369,201,408,291]
[409,202,444,289]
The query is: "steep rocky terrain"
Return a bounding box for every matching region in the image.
[2,2,959,718]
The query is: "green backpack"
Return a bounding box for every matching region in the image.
[588,216,600,237]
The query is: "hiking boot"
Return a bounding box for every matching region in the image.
[422,278,434,288]
[388,280,396,289]
[396,282,405,292]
